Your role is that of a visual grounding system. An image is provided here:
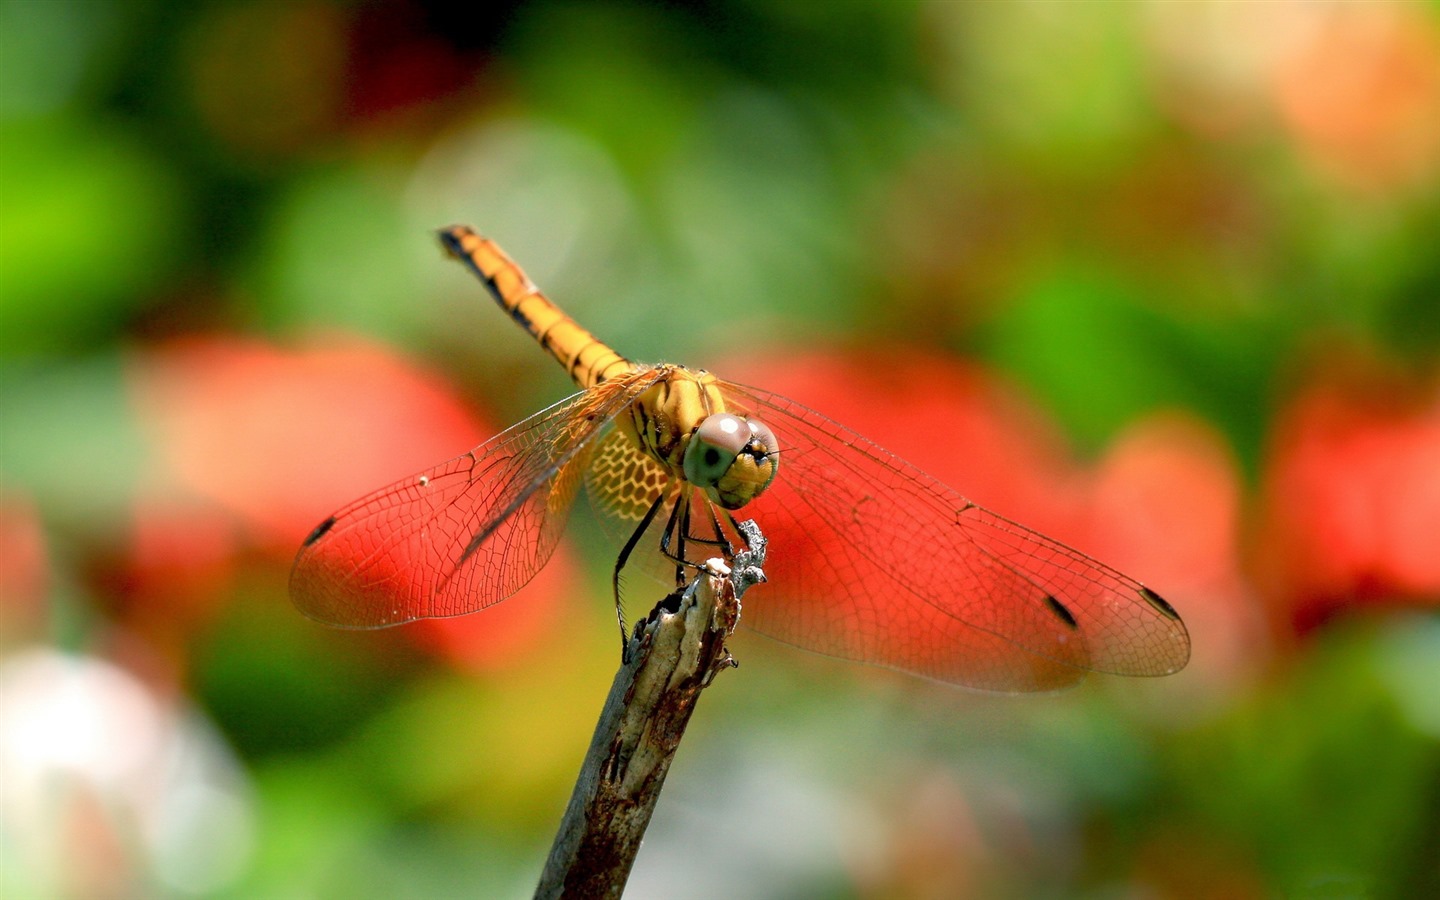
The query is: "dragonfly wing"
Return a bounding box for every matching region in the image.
[721,382,1191,690]
[290,369,664,628]
[584,427,691,590]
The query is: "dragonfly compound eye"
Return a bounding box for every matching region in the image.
[683,413,780,509]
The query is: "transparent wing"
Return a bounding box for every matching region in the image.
[720,382,1191,691]
[290,369,663,628]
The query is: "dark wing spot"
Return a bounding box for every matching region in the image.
[1140,586,1181,620]
[302,516,337,546]
[1044,594,1079,629]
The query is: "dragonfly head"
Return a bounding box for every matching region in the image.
[683,413,780,510]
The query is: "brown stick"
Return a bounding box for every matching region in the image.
[534,521,767,899]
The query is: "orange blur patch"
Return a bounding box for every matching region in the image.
[1270,2,1440,192]
[0,488,50,644]
[848,768,981,898]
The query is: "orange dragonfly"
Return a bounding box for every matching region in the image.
[290,225,1190,690]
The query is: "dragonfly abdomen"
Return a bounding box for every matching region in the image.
[440,225,632,389]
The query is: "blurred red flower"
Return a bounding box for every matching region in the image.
[129,336,489,554]
[1254,365,1440,634]
[723,348,1242,584]
[720,347,1252,691]
[123,335,573,669]
[721,348,1082,536]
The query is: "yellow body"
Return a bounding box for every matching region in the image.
[440,226,774,507]
[440,226,632,390]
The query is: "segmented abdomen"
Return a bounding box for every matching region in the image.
[439,225,634,389]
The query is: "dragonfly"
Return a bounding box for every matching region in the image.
[290,225,1190,691]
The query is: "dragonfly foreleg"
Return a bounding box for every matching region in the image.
[658,492,702,586]
[614,490,669,659]
[724,511,752,553]
[658,493,730,572]
[706,504,735,560]
[666,495,691,589]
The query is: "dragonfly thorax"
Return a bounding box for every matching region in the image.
[624,367,779,510]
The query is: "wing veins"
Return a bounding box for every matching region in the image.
[776,434,1083,668]
[724,381,1186,676]
[424,376,658,600]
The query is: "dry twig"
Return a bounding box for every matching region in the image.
[534,521,767,899]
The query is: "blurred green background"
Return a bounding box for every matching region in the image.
[3,1,1439,897]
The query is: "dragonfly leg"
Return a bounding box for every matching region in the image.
[668,496,691,589]
[706,505,735,559]
[658,493,729,572]
[614,490,669,659]
[725,511,751,551]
